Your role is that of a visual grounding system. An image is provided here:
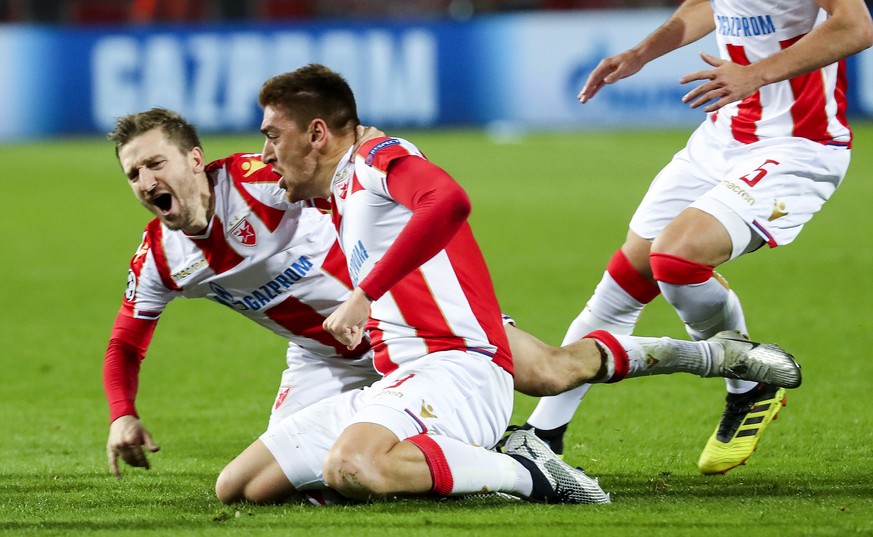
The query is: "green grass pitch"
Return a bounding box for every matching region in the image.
[1,124,872,536]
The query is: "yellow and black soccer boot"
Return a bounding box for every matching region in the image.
[698,383,787,475]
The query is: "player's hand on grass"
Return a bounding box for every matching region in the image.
[578,50,646,103]
[323,288,371,350]
[107,415,160,479]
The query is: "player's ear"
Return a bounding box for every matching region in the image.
[190,146,206,173]
[309,118,329,148]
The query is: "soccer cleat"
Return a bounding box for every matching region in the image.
[502,429,610,504]
[527,423,568,457]
[698,383,787,475]
[496,423,567,459]
[707,330,802,389]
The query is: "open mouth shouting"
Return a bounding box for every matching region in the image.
[152,192,174,215]
[143,186,182,226]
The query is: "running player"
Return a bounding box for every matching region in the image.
[524,0,873,474]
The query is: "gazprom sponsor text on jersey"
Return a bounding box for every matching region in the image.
[717,14,776,37]
[348,240,369,286]
[210,255,314,311]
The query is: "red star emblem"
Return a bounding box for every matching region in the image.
[230,218,256,246]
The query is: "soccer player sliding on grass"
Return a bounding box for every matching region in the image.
[214,64,800,505]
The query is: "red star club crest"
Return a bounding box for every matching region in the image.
[230,218,257,246]
[334,169,351,200]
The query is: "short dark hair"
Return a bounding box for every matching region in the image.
[259,64,360,134]
[108,108,201,157]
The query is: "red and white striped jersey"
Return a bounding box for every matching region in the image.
[710,0,852,146]
[123,153,367,359]
[329,138,513,376]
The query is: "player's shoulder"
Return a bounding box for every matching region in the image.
[206,152,278,185]
[138,217,181,255]
[128,219,163,271]
[140,217,165,242]
[356,137,423,172]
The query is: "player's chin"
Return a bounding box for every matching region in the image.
[276,174,291,191]
[157,211,184,230]
[281,185,307,203]
[281,188,297,203]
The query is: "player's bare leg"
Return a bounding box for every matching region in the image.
[322,423,433,499]
[509,321,800,392]
[215,439,298,504]
[508,324,602,397]
[505,232,658,396]
[323,421,609,504]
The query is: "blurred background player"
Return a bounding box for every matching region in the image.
[523,0,873,474]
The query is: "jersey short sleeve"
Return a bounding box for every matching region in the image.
[354,137,425,198]
[122,225,180,320]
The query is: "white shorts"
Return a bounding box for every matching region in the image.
[629,119,850,259]
[266,343,380,429]
[260,350,514,490]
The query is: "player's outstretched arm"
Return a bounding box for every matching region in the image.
[578,0,714,103]
[103,310,159,478]
[107,415,161,479]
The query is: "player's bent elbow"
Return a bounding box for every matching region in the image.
[449,193,472,222]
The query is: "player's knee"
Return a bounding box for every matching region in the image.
[323,445,393,499]
[215,467,276,505]
[215,468,245,504]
